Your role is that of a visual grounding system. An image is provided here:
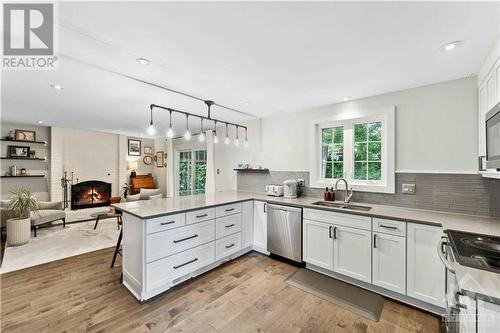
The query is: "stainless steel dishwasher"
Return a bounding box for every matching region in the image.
[267,204,302,263]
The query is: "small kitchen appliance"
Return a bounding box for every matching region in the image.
[265,184,284,197]
[283,179,299,199]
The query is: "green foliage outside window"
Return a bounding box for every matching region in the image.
[354,122,382,180]
[322,127,343,179]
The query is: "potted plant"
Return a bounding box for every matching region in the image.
[120,182,131,199]
[7,188,39,246]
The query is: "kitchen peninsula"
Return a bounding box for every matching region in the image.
[113,191,500,317]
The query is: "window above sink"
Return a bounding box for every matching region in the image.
[310,106,395,193]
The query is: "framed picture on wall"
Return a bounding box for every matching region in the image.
[8,145,30,158]
[128,139,141,156]
[15,129,36,141]
[155,151,164,168]
[144,146,153,155]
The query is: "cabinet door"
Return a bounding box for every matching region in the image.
[333,225,372,283]
[253,201,267,252]
[372,232,406,294]
[479,82,488,157]
[303,219,334,270]
[241,201,254,249]
[407,223,445,307]
[477,300,500,333]
[496,60,500,106]
[459,295,477,333]
[486,71,497,110]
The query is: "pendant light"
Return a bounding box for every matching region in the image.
[213,120,219,144]
[199,118,205,142]
[147,106,156,135]
[224,123,230,145]
[184,114,191,140]
[244,128,249,147]
[234,126,240,146]
[166,110,174,138]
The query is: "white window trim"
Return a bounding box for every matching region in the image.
[309,106,395,194]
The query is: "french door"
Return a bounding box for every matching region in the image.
[176,149,207,196]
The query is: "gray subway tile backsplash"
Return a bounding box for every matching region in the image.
[237,171,500,217]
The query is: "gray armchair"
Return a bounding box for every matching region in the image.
[30,201,66,237]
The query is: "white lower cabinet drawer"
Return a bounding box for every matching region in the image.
[215,232,242,261]
[146,220,215,262]
[146,213,185,234]
[216,202,242,218]
[215,214,242,239]
[186,208,216,225]
[146,242,215,292]
[373,218,406,237]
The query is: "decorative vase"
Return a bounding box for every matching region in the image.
[6,217,31,246]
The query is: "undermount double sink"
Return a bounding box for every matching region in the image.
[310,201,372,211]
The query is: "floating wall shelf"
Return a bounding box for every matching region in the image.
[1,139,47,145]
[233,168,270,173]
[1,175,46,178]
[0,157,46,161]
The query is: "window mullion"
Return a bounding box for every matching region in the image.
[344,123,354,182]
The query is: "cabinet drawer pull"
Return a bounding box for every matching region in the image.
[379,224,398,230]
[225,243,235,249]
[173,258,198,269]
[225,208,235,212]
[196,213,208,218]
[329,226,333,239]
[225,223,235,228]
[333,226,337,239]
[173,234,198,243]
[373,234,377,248]
[160,221,176,226]
[457,302,467,310]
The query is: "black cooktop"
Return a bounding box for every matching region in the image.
[447,230,500,274]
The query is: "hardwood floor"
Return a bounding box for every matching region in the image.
[1,248,443,333]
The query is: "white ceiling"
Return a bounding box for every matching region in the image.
[1,1,499,138]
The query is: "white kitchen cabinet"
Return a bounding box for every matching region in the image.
[407,223,446,307]
[479,82,488,157]
[253,200,268,253]
[459,295,476,333]
[477,300,500,333]
[372,232,406,294]
[303,219,334,270]
[333,225,372,283]
[241,200,254,249]
[486,71,497,111]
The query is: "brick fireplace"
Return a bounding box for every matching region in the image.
[71,180,111,210]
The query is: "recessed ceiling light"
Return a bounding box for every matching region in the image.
[343,96,351,101]
[136,58,150,65]
[50,84,63,90]
[441,41,463,51]
[36,120,43,124]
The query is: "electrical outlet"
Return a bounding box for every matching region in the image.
[402,183,416,194]
[297,179,305,186]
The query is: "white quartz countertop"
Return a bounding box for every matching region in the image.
[113,191,500,303]
[113,191,500,236]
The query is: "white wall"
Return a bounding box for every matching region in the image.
[215,76,478,191]
[51,127,120,199]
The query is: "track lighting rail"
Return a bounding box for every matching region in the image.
[150,103,248,131]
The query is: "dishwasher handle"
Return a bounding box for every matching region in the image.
[266,204,302,214]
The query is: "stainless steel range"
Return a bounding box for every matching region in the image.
[446,230,500,274]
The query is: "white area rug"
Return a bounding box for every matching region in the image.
[0,219,120,274]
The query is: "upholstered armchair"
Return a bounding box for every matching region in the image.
[30,201,66,237]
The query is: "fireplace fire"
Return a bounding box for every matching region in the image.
[71,180,111,210]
